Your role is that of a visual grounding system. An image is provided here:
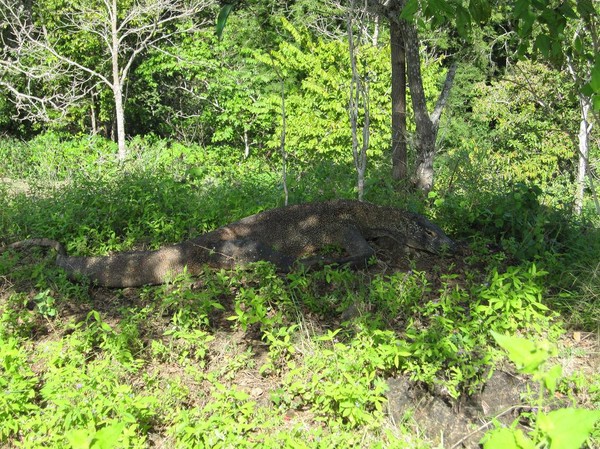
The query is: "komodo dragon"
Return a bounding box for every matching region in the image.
[1,199,455,288]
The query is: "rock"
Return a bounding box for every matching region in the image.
[386,370,534,448]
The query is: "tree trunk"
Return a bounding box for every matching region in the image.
[401,20,436,192]
[113,85,127,161]
[390,17,407,181]
[401,20,457,193]
[90,89,98,135]
[110,0,126,162]
[347,1,370,202]
[574,96,591,214]
[372,14,380,46]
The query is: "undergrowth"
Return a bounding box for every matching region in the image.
[0,136,598,448]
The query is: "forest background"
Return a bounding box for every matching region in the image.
[0,0,599,447]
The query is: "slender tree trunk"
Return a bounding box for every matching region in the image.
[113,85,127,161]
[574,96,591,214]
[347,1,369,201]
[90,89,98,135]
[390,18,407,181]
[372,14,380,46]
[243,128,250,158]
[110,0,126,161]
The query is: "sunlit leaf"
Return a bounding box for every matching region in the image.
[538,408,600,449]
[66,429,91,449]
[491,331,553,374]
[482,427,534,449]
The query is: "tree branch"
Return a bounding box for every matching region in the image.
[430,61,457,128]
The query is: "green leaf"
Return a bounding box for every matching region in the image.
[469,0,492,22]
[491,332,552,374]
[537,408,600,449]
[592,94,600,112]
[482,427,533,449]
[514,429,536,449]
[400,0,419,20]
[534,34,552,58]
[216,3,236,40]
[517,10,536,38]
[558,1,578,19]
[92,422,126,449]
[590,58,600,92]
[428,0,454,18]
[456,5,472,37]
[576,0,596,18]
[66,429,92,449]
[513,0,530,19]
[541,364,562,393]
[581,82,594,97]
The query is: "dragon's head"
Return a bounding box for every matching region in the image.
[404,213,456,254]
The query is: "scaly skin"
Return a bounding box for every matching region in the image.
[1,200,455,287]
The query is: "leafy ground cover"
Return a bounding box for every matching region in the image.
[0,138,598,448]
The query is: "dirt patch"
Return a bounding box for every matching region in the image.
[1,177,31,196]
[1,177,71,198]
[386,331,599,448]
[387,370,536,448]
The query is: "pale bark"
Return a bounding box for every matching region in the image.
[270,55,288,205]
[574,97,591,214]
[565,47,599,215]
[511,61,599,215]
[109,0,126,160]
[347,1,370,202]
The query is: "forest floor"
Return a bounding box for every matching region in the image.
[1,175,599,447]
[3,240,598,448]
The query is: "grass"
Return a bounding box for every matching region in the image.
[0,136,598,448]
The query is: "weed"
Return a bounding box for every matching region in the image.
[32,289,57,318]
[169,383,261,448]
[285,328,410,429]
[260,324,299,375]
[475,264,557,335]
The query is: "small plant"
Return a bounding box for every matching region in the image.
[260,324,298,375]
[475,264,556,334]
[285,328,411,429]
[482,332,600,449]
[169,383,260,448]
[31,289,57,318]
[227,263,290,332]
[162,325,215,365]
[66,421,127,449]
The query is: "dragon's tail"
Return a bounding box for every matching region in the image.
[0,238,67,256]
